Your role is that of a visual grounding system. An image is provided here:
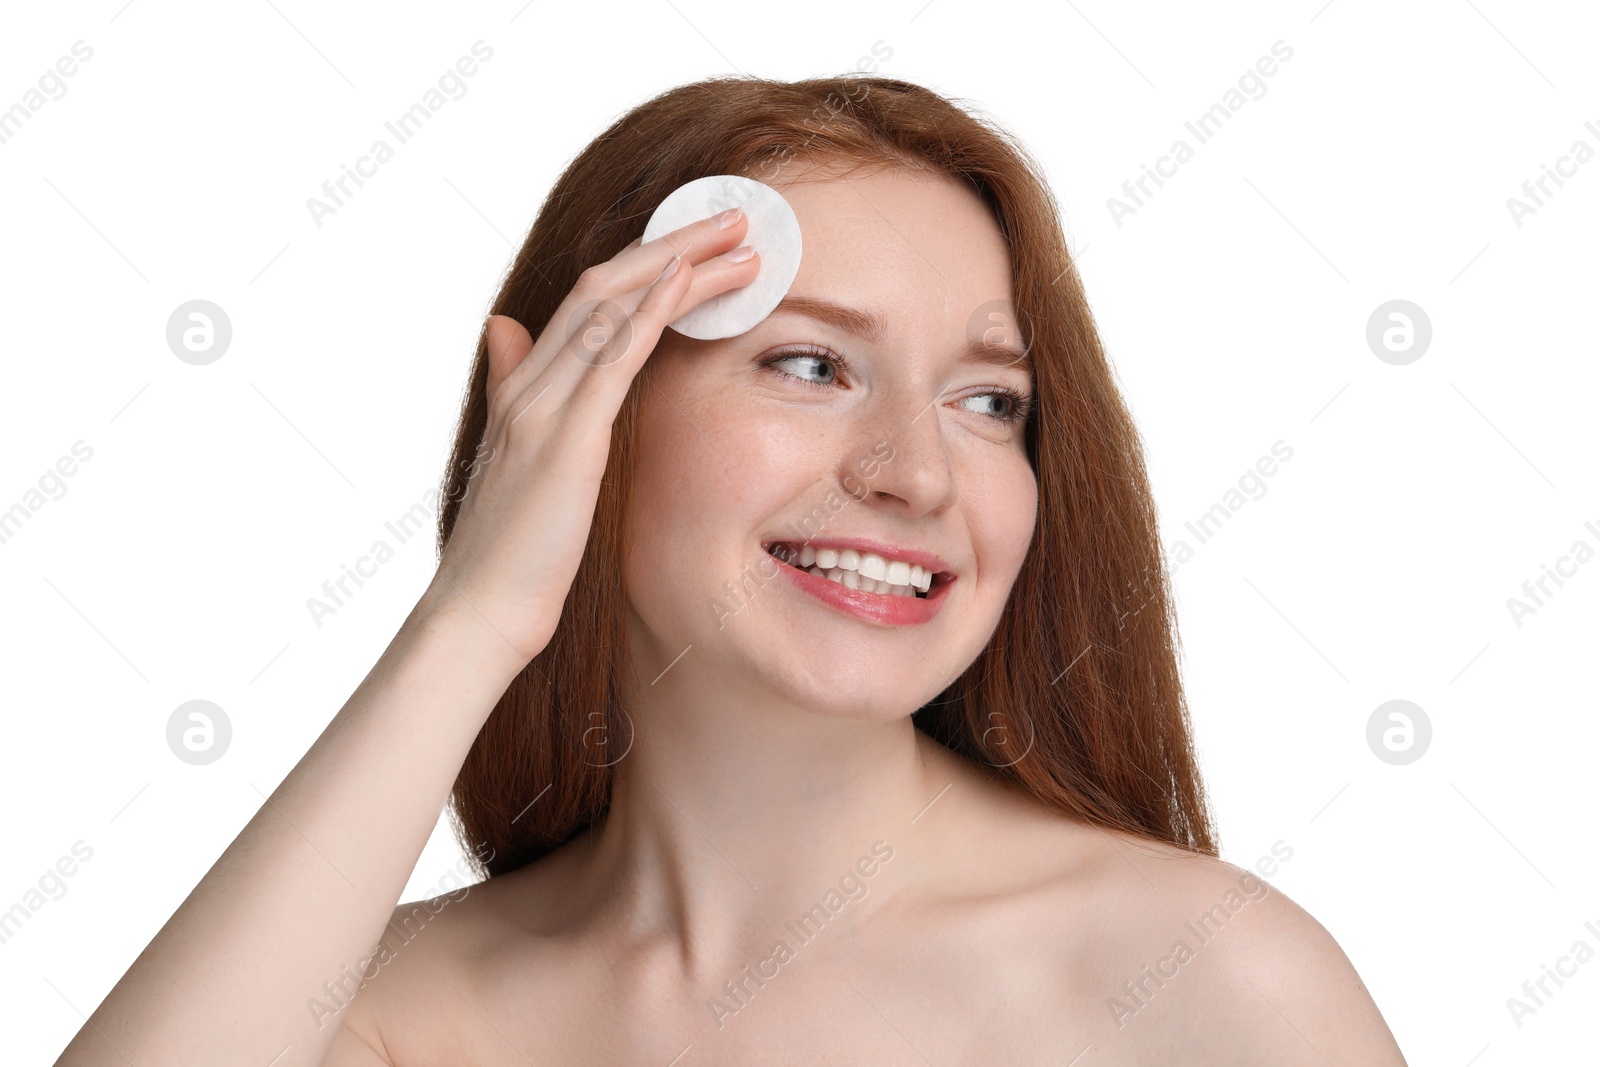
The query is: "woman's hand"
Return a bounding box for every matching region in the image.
[421,206,759,666]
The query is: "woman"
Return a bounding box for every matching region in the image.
[57,75,1405,1065]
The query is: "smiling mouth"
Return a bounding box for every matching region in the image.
[762,542,949,599]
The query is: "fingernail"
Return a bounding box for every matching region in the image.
[657,252,683,280]
[716,207,743,228]
[724,244,755,263]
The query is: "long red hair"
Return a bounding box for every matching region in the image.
[437,73,1216,877]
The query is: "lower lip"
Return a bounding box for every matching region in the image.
[768,555,953,626]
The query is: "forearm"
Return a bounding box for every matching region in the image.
[55,593,527,1067]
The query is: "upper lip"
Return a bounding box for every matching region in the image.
[764,535,954,576]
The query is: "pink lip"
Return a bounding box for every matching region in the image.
[768,553,955,627]
[762,535,953,577]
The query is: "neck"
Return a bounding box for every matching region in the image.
[571,650,954,980]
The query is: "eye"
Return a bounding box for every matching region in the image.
[956,387,1032,424]
[759,343,1034,426]
[760,344,848,388]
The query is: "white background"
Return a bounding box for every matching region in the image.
[2,0,1596,1062]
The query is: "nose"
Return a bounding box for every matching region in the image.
[837,385,957,516]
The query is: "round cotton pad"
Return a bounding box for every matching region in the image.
[640,174,802,340]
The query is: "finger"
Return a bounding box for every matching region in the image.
[563,243,760,416]
[547,235,763,408]
[500,209,751,399]
[609,207,749,292]
[557,242,762,375]
[657,245,761,327]
[485,314,535,403]
[520,250,697,426]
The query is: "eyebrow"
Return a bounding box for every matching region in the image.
[770,295,1032,376]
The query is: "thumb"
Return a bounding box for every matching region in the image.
[484,314,535,401]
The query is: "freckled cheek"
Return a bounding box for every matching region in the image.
[631,390,822,552]
[630,408,700,539]
[625,395,824,630]
[624,400,725,622]
[683,397,827,517]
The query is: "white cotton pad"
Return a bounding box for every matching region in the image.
[640,174,802,340]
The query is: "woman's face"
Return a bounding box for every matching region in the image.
[624,164,1038,719]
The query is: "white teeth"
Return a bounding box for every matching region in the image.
[779,543,940,597]
[806,566,918,598]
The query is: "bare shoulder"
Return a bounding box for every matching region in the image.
[324,851,577,1065]
[1028,817,1409,1064]
[318,885,493,1065]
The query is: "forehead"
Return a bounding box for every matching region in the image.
[762,164,1015,330]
